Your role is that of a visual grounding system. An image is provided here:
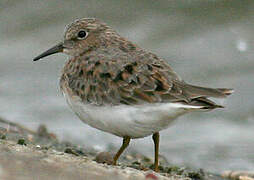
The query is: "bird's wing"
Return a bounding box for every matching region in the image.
[62,53,232,108]
[100,54,233,108]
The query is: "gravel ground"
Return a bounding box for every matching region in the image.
[0,118,227,180]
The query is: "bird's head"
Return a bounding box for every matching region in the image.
[33,18,113,61]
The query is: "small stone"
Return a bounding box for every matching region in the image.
[145,172,158,180]
[17,138,26,146]
[166,166,183,174]
[0,135,6,140]
[128,161,148,171]
[125,154,133,160]
[132,161,141,165]
[95,152,113,165]
[52,150,64,155]
[142,156,151,163]
[187,171,203,180]
[64,148,79,156]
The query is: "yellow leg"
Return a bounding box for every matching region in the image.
[113,136,131,165]
[152,132,160,172]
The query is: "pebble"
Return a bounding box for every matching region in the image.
[95,152,114,165]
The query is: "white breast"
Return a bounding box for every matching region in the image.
[63,92,203,138]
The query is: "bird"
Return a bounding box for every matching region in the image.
[33,18,233,172]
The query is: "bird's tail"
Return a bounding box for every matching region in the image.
[178,83,233,110]
[183,84,234,99]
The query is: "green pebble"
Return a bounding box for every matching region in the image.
[17,139,26,145]
[0,135,6,140]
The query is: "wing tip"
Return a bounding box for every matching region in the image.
[218,88,234,96]
[200,104,224,110]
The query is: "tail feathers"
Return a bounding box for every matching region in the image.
[216,88,234,96]
[178,83,233,110]
[183,84,234,99]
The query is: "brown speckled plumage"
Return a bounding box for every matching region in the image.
[59,18,232,108]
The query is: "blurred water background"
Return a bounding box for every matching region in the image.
[0,0,254,173]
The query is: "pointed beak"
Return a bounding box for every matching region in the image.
[33,42,64,61]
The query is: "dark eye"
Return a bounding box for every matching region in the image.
[77,30,87,39]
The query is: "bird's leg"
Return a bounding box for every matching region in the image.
[113,136,131,165]
[152,132,160,172]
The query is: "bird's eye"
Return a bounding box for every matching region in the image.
[77,30,87,39]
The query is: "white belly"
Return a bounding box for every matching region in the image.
[70,102,188,138]
[63,91,203,138]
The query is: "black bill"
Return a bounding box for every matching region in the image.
[33,42,63,61]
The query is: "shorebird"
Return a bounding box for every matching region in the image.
[33,18,233,172]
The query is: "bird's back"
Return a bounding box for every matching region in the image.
[60,44,232,109]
